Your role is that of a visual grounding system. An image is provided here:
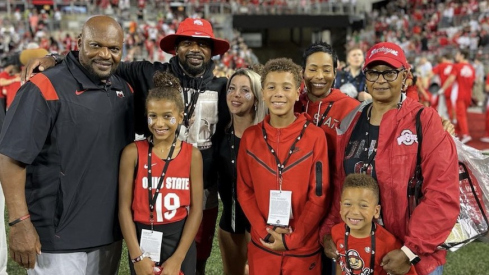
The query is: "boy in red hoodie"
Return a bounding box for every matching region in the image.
[237,58,329,274]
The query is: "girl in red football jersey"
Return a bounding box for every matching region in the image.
[119,71,203,275]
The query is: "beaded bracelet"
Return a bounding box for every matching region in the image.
[8,214,30,227]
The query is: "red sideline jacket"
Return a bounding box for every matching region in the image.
[237,113,329,255]
[295,89,360,172]
[323,97,459,275]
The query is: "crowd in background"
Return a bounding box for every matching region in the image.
[0,2,262,72]
[350,0,489,66]
[2,0,489,110]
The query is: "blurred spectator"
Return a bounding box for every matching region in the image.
[441,2,454,28]
[0,54,20,114]
[416,56,432,90]
[13,9,22,22]
[473,57,485,106]
[334,46,368,101]
[482,71,489,142]
[439,50,475,143]
[6,46,49,110]
[429,53,454,120]
[53,9,62,30]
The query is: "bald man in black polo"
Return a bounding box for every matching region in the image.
[0,15,133,274]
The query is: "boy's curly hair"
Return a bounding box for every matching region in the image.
[147,71,184,112]
[342,174,380,204]
[260,58,302,89]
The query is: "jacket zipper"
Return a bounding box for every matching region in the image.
[276,129,281,190]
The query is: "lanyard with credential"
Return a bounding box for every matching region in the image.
[344,222,376,274]
[261,121,309,191]
[147,137,177,231]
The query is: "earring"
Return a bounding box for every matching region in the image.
[254,104,257,111]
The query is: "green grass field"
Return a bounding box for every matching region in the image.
[5,205,489,275]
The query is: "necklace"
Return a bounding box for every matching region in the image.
[157,144,173,153]
[149,136,177,155]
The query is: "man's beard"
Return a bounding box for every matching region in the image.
[180,58,209,76]
[85,61,115,81]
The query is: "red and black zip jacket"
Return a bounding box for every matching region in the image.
[237,113,330,256]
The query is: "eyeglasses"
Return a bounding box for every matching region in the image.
[364,69,404,82]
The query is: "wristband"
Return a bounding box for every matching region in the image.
[46,53,62,65]
[8,214,30,226]
[131,252,149,263]
[401,245,421,264]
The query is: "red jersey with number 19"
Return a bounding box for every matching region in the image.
[132,140,192,225]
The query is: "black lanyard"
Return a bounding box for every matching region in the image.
[361,105,377,174]
[227,125,238,200]
[344,222,376,274]
[316,102,334,127]
[183,90,200,129]
[147,136,177,230]
[261,120,309,189]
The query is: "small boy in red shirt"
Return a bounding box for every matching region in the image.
[332,174,417,275]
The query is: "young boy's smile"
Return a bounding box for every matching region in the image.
[340,187,381,238]
[262,71,300,119]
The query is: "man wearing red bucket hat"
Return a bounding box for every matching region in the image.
[23,17,231,275]
[116,17,231,275]
[159,18,230,57]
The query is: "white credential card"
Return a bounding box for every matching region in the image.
[267,190,292,226]
[140,229,163,262]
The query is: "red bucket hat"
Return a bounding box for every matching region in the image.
[363,42,409,70]
[160,18,230,56]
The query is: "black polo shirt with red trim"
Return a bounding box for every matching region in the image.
[0,51,134,252]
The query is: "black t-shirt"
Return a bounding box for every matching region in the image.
[343,105,379,180]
